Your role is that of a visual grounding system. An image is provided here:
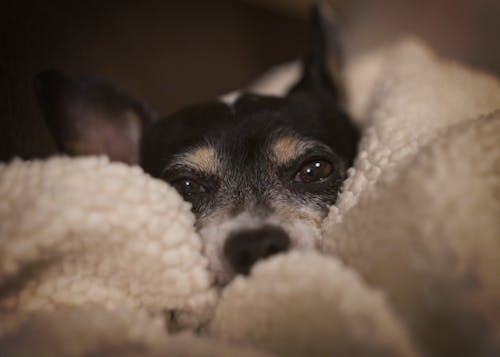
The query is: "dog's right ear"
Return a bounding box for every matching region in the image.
[35,70,155,164]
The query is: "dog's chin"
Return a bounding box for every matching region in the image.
[197,210,322,286]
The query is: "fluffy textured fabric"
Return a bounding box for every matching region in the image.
[1,39,499,356]
[324,114,500,357]
[0,157,216,333]
[321,40,500,356]
[211,251,419,357]
[329,39,500,224]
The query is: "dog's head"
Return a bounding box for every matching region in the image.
[36,5,359,284]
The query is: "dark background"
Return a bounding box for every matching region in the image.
[1,0,499,161]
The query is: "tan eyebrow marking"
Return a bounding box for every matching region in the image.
[272,136,314,165]
[172,146,219,175]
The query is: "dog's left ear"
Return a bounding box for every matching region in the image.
[289,2,344,101]
[35,70,155,164]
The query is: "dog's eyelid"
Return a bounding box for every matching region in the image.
[278,146,335,171]
[162,165,218,188]
[162,160,206,176]
[161,164,189,181]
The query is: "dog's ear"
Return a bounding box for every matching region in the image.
[286,3,359,166]
[289,2,343,101]
[35,70,155,164]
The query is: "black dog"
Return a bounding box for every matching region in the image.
[36,4,359,284]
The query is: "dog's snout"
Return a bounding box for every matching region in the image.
[223,226,290,275]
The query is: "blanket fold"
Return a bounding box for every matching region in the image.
[0,157,216,337]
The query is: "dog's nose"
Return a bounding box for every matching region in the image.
[223,226,290,275]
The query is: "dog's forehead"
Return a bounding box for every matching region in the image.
[167,132,315,180]
[162,94,294,150]
[163,120,318,181]
[141,92,336,177]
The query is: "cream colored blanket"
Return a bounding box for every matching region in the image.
[1,39,499,356]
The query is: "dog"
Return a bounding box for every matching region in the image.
[35,4,360,285]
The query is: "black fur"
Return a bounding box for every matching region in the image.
[35,3,361,279]
[141,2,360,217]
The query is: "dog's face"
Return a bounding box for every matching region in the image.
[142,90,357,283]
[36,5,359,284]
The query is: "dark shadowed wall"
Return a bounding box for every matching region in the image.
[2,0,498,161]
[0,0,306,161]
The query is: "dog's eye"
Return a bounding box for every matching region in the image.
[172,179,207,197]
[294,160,333,183]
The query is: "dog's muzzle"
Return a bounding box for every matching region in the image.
[223,225,290,275]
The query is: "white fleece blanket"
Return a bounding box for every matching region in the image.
[1,39,499,357]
